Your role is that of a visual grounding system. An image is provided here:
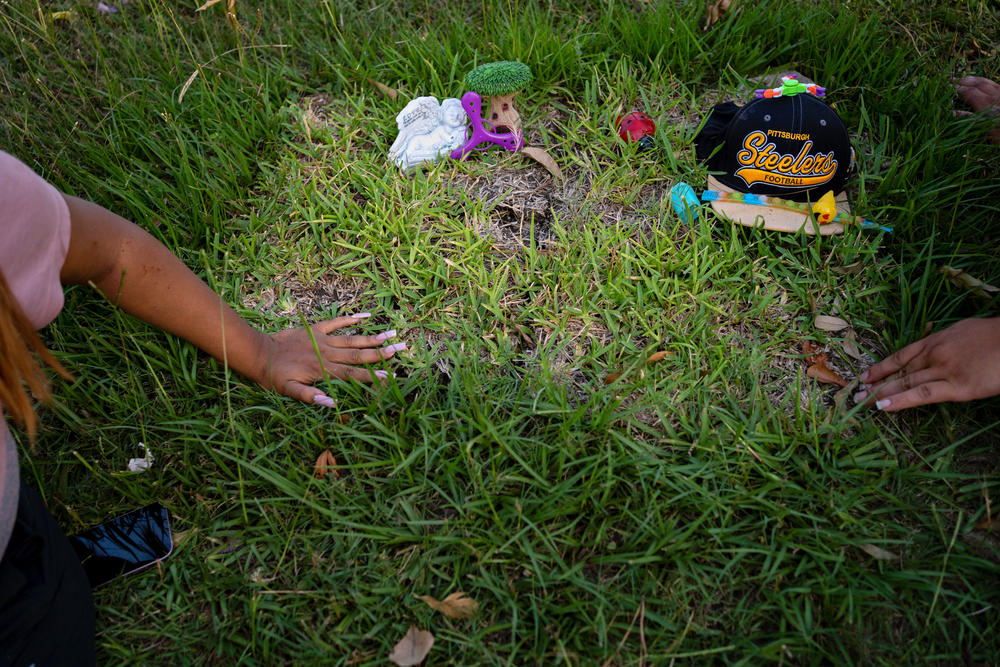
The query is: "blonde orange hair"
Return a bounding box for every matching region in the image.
[0,267,72,442]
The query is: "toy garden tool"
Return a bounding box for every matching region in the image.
[449,91,523,161]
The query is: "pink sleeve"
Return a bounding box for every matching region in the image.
[0,151,71,329]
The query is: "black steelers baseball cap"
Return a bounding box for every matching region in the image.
[694,78,856,234]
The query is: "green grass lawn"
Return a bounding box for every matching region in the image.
[2,0,999,663]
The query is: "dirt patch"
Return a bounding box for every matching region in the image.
[452,162,673,251]
[241,271,372,321]
[299,93,357,146]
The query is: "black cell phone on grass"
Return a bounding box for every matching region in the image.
[69,502,173,589]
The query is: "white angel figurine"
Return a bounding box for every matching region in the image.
[388,96,467,171]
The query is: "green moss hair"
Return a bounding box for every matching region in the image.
[464,61,532,96]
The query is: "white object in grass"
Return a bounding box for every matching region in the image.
[388,96,467,171]
[127,442,154,472]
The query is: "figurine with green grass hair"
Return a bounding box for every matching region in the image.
[464,61,532,135]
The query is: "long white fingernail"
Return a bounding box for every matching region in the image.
[382,342,406,353]
[876,399,891,410]
[313,394,336,408]
[374,370,394,379]
[376,329,397,342]
[350,312,372,319]
[853,391,868,403]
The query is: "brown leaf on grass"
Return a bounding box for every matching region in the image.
[823,378,861,426]
[314,449,339,479]
[195,0,223,10]
[366,77,399,100]
[940,265,999,299]
[857,543,899,561]
[170,528,194,547]
[803,342,847,387]
[807,362,848,388]
[521,147,564,180]
[416,591,480,619]
[841,329,864,361]
[814,315,850,332]
[603,350,671,385]
[703,0,732,29]
[975,517,998,531]
[832,262,864,275]
[388,625,434,666]
[802,341,821,361]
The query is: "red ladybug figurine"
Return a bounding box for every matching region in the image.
[616,112,656,151]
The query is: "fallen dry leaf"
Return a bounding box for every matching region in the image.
[832,262,864,275]
[416,591,479,619]
[314,449,339,479]
[941,265,999,299]
[803,342,847,386]
[170,528,194,547]
[521,146,564,180]
[807,362,848,388]
[975,517,998,531]
[366,77,399,100]
[832,377,860,416]
[841,328,864,361]
[814,315,850,332]
[604,350,673,384]
[858,543,898,561]
[388,625,434,666]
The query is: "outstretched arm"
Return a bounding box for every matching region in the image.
[854,317,1000,411]
[58,195,403,406]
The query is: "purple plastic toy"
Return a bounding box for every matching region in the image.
[450,91,523,161]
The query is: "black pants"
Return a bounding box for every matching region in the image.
[0,484,95,667]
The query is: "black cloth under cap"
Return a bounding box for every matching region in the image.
[694,102,740,163]
[695,94,854,202]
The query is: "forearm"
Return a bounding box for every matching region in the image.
[60,196,271,385]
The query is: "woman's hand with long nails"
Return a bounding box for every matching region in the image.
[954,76,1000,144]
[257,313,404,407]
[855,318,1000,411]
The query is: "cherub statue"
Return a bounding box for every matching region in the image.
[388,96,467,171]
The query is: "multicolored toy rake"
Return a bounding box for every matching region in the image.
[669,181,893,233]
[754,75,826,100]
[700,189,893,232]
[449,91,523,161]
